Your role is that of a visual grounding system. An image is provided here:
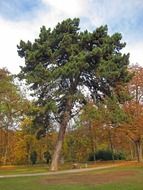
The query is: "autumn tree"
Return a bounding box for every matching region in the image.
[80,102,103,161]
[0,68,29,164]
[81,96,128,162]
[122,65,143,162]
[17,18,131,171]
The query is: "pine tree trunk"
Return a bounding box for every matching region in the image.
[50,124,67,171]
[50,99,72,171]
[135,141,142,162]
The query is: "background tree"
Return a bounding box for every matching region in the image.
[80,102,103,162]
[63,126,91,163]
[17,18,131,171]
[80,96,128,162]
[121,65,143,162]
[0,68,29,164]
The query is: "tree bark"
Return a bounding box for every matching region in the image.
[50,100,72,171]
[135,140,142,162]
[129,142,134,160]
[50,125,66,171]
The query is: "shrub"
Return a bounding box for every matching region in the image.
[43,151,51,164]
[30,151,37,165]
[88,149,126,161]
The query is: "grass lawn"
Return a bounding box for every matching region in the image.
[0,164,143,190]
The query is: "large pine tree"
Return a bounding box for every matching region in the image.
[17,18,131,171]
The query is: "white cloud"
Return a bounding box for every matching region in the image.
[87,0,143,27]
[0,18,37,74]
[42,0,88,17]
[124,42,143,65]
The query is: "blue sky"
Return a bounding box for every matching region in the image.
[0,0,43,20]
[0,0,143,73]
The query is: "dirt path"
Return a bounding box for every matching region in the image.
[0,163,124,179]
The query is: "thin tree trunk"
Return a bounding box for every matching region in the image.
[135,140,142,162]
[129,143,134,160]
[108,128,114,162]
[89,121,96,162]
[3,148,8,165]
[3,128,9,165]
[50,100,72,171]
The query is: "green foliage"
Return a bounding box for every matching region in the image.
[102,97,129,125]
[63,129,91,162]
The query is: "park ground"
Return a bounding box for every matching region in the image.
[0,161,143,190]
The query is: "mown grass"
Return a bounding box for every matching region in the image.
[0,164,143,190]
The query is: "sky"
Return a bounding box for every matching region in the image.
[0,0,143,74]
